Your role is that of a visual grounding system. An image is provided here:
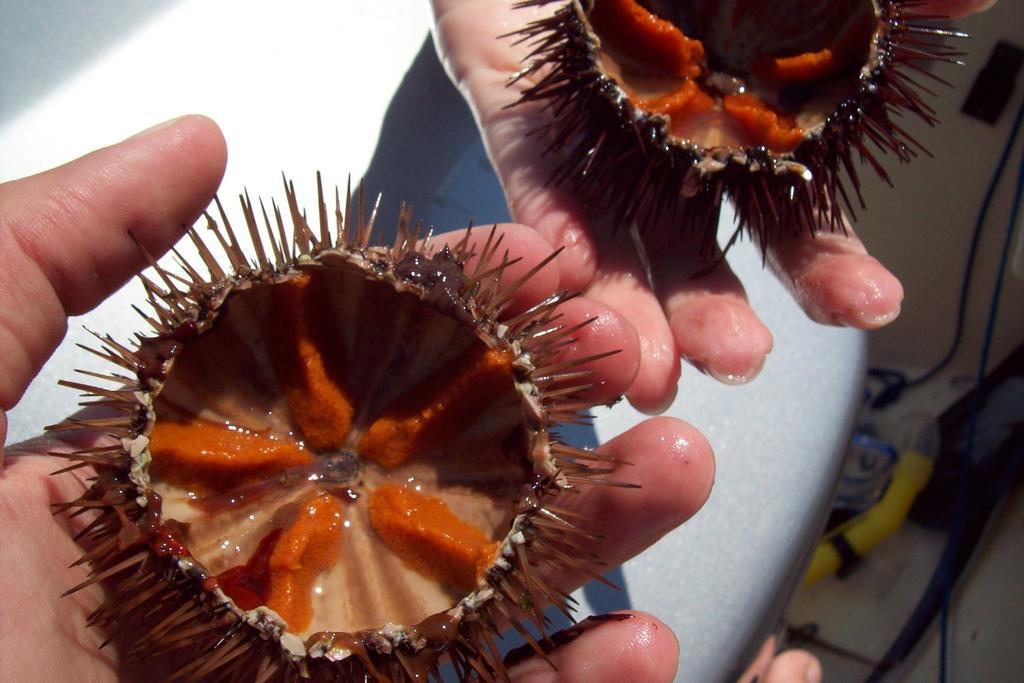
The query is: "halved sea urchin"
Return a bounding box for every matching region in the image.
[50,177,628,681]
[510,0,966,252]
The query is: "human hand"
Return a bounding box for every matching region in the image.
[430,0,996,413]
[0,115,228,680]
[0,116,712,681]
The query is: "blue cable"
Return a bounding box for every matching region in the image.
[938,122,1024,682]
[908,100,1024,388]
[868,99,1024,410]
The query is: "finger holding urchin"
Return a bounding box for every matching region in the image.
[438,221,562,317]
[0,453,119,682]
[584,239,682,414]
[765,217,905,329]
[648,243,774,385]
[536,295,642,404]
[441,223,641,403]
[535,416,715,595]
[506,611,680,683]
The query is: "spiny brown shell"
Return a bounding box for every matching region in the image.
[51,177,631,682]
[511,0,965,254]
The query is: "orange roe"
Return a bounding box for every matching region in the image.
[587,0,825,152]
[723,93,806,152]
[265,492,344,632]
[760,48,838,84]
[639,80,715,137]
[590,0,705,79]
[149,419,312,492]
[268,273,354,450]
[358,346,514,469]
[368,485,499,593]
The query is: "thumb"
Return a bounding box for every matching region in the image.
[0,115,226,412]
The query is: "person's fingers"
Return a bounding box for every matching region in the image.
[431,0,599,293]
[507,612,679,683]
[763,649,823,683]
[765,218,904,330]
[0,115,227,410]
[435,222,639,403]
[918,0,998,17]
[585,228,681,413]
[651,241,774,385]
[540,416,715,592]
[541,296,641,404]
[586,271,680,413]
[439,222,562,316]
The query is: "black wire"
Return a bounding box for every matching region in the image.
[866,368,908,410]
[868,98,1024,410]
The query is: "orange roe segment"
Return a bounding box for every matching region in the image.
[268,273,354,450]
[591,0,705,79]
[760,48,838,84]
[149,419,312,492]
[358,346,515,469]
[368,485,499,593]
[723,93,806,152]
[266,493,344,632]
[639,80,715,137]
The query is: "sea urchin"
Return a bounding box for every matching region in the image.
[510,0,967,253]
[50,176,628,681]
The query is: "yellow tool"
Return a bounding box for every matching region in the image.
[804,449,934,585]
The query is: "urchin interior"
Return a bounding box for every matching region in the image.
[148,262,528,638]
[592,0,875,151]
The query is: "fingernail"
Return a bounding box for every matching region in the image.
[674,299,773,385]
[797,259,903,329]
[690,352,767,386]
[856,303,901,328]
[126,115,190,141]
[708,354,767,385]
[848,265,903,328]
[805,658,823,683]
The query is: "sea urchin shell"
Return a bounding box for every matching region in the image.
[510,0,967,253]
[50,176,628,681]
